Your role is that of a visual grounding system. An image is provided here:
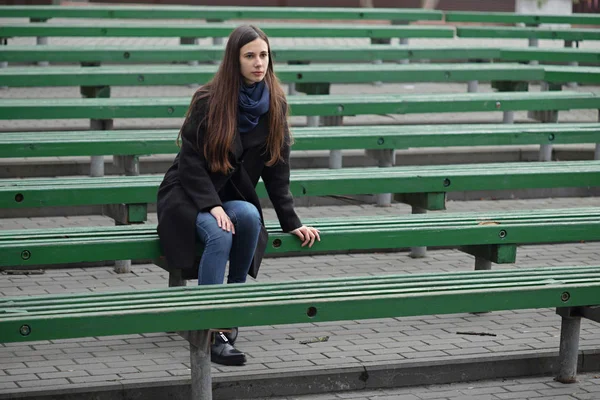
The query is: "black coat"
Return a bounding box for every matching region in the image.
[156,95,302,277]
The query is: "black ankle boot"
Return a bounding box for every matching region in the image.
[211,331,246,366]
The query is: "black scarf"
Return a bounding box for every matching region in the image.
[238,80,270,133]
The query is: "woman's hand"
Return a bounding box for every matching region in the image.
[291,226,321,248]
[210,206,235,234]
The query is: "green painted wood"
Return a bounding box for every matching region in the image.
[0,208,598,268]
[2,123,598,158]
[460,244,517,264]
[0,45,502,64]
[0,63,548,88]
[457,26,600,41]
[0,23,454,39]
[0,161,598,210]
[0,5,442,22]
[544,66,600,84]
[1,91,597,120]
[394,192,446,211]
[1,264,599,342]
[500,48,600,64]
[6,46,596,65]
[446,11,600,26]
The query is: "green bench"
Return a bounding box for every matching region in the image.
[2,123,598,159]
[0,22,454,41]
[0,5,443,23]
[1,161,598,272]
[1,236,599,396]
[445,11,600,26]
[0,45,499,64]
[1,91,598,165]
[2,91,596,122]
[2,207,599,269]
[456,26,600,45]
[4,45,598,66]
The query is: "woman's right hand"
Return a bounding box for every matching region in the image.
[210,206,235,234]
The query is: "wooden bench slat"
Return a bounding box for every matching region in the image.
[0,23,455,39]
[500,48,600,64]
[3,45,597,65]
[0,63,551,87]
[6,270,600,313]
[0,207,598,266]
[1,123,599,157]
[0,161,598,209]
[0,5,443,21]
[446,11,600,26]
[1,91,597,120]
[1,264,599,343]
[0,45,503,63]
[457,26,600,41]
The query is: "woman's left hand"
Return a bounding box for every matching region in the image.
[291,226,321,248]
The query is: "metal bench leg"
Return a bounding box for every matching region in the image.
[557,312,581,384]
[409,206,427,258]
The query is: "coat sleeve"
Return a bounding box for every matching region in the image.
[261,120,302,232]
[178,101,223,213]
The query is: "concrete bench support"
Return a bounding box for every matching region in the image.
[180,330,213,400]
[596,110,600,161]
[365,149,395,206]
[410,206,427,258]
[555,306,600,384]
[207,19,224,47]
[323,116,344,170]
[467,80,479,93]
[81,85,112,177]
[1,39,7,87]
[31,18,49,66]
[108,155,141,274]
[565,40,578,88]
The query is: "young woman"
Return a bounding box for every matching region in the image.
[157,25,320,366]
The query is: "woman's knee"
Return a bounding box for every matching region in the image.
[228,201,261,228]
[196,213,233,251]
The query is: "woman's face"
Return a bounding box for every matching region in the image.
[239,38,269,85]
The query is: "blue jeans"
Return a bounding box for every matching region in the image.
[195,200,262,285]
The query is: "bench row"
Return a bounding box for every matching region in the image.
[2,5,599,26]
[3,45,598,65]
[2,23,600,42]
[2,263,599,396]
[3,63,599,88]
[3,91,598,121]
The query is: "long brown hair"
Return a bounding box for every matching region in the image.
[178,25,289,174]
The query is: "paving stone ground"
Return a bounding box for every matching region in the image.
[1,15,599,399]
